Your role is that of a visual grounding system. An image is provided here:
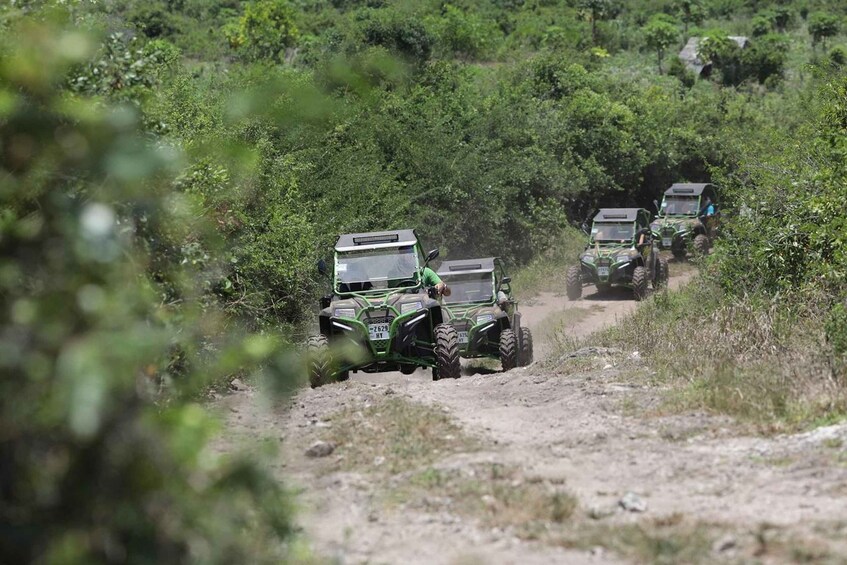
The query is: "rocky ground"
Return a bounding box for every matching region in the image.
[211,265,847,564]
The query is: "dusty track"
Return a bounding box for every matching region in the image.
[212,262,847,564]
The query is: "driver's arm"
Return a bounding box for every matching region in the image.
[424,267,450,296]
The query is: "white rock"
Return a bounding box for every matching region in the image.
[619,492,647,513]
[305,440,335,458]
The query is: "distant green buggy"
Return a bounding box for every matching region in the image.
[651,183,720,259]
[308,229,460,387]
[436,258,533,370]
[566,208,668,301]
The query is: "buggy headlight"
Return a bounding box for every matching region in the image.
[334,308,356,318]
[580,253,594,263]
[476,314,494,324]
[616,253,634,263]
[400,301,422,314]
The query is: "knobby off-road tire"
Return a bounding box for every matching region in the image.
[693,234,710,257]
[434,324,461,381]
[632,266,648,301]
[500,328,518,371]
[519,326,534,366]
[565,265,582,300]
[653,257,669,290]
[307,335,331,388]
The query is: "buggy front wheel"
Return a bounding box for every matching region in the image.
[307,335,331,388]
[632,266,648,301]
[500,328,518,371]
[565,265,582,300]
[434,324,461,380]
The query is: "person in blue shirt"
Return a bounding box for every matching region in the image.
[700,200,716,218]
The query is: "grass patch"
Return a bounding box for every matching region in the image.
[392,463,577,533]
[533,305,596,344]
[510,227,585,297]
[565,271,847,432]
[550,516,719,565]
[320,397,478,474]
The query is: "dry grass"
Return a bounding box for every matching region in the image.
[550,273,847,431]
[320,396,478,474]
[551,515,719,565]
[392,463,577,532]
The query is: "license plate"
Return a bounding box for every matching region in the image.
[458,331,469,344]
[597,267,610,277]
[368,323,390,341]
[662,238,672,247]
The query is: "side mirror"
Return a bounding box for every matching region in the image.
[424,248,439,266]
[317,258,328,277]
[500,276,512,285]
[653,199,660,213]
[580,222,591,236]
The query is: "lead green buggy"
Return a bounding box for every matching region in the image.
[307,229,460,387]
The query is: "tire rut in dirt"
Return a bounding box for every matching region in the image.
[434,324,461,380]
[307,334,331,388]
[500,328,518,371]
[632,266,648,301]
[565,265,582,300]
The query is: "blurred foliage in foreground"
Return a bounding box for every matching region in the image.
[0,8,299,563]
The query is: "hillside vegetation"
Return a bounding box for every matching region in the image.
[3,0,847,561]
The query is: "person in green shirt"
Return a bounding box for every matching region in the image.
[389,248,450,297]
[422,266,451,297]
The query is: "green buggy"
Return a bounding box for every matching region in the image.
[307,229,460,387]
[566,208,668,301]
[436,258,533,371]
[651,183,720,258]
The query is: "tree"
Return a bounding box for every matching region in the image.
[751,13,773,38]
[808,12,840,50]
[773,7,794,32]
[226,0,299,62]
[674,0,705,34]
[577,0,618,46]
[644,16,679,74]
[698,30,745,86]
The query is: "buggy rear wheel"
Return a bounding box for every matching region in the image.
[693,234,710,256]
[566,265,582,300]
[519,326,534,366]
[632,266,648,301]
[307,335,331,388]
[653,258,669,290]
[434,324,461,380]
[500,328,518,371]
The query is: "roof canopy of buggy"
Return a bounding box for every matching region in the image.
[437,258,498,276]
[335,229,419,252]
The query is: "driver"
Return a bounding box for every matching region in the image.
[389,247,450,296]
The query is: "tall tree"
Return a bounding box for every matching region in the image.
[645,16,680,74]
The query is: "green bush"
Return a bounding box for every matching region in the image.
[0,11,298,564]
[226,0,299,62]
[808,11,840,49]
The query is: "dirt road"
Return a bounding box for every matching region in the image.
[212,265,847,563]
